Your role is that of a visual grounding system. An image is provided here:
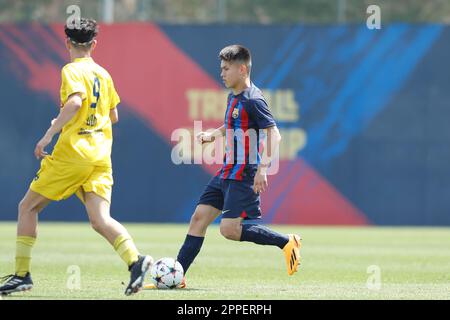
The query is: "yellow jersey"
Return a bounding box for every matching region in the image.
[52,57,120,167]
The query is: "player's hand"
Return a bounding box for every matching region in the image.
[196,131,214,144]
[253,168,268,194]
[34,134,52,159]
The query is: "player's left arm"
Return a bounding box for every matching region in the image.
[253,125,281,194]
[109,77,120,125]
[249,97,281,194]
[34,93,82,159]
[110,107,119,124]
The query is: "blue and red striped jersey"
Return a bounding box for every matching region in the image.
[217,84,276,181]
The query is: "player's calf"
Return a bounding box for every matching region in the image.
[176,205,220,275]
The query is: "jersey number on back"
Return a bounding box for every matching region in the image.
[90,77,100,109]
[87,77,100,126]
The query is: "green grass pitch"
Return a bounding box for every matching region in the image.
[0,222,449,300]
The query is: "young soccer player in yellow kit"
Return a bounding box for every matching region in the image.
[0,18,152,296]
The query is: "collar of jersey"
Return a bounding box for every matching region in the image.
[73,57,93,63]
[231,83,254,99]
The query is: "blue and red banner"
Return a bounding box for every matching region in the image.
[0,23,448,225]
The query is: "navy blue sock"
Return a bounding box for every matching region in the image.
[176,234,205,274]
[240,224,289,249]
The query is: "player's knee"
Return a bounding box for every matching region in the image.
[220,224,240,241]
[18,194,48,216]
[18,199,26,213]
[18,199,36,215]
[190,210,208,228]
[89,217,106,233]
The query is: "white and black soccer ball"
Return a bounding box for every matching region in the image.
[149,257,184,289]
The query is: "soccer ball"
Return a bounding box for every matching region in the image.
[149,257,184,289]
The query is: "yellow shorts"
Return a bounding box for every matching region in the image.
[30,156,113,203]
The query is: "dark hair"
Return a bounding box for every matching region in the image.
[65,18,98,49]
[219,45,252,73]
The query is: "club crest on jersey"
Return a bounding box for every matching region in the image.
[86,115,97,126]
[232,107,239,119]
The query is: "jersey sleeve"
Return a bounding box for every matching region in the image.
[249,98,276,129]
[108,78,120,110]
[60,65,87,106]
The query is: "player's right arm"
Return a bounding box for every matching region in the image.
[196,125,225,144]
[34,93,82,159]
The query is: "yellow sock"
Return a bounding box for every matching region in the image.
[113,234,139,267]
[15,236,36,277]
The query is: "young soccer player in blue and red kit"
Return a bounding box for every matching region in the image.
[175,45,302,288]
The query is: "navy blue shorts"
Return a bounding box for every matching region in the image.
[197,175,261,220]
